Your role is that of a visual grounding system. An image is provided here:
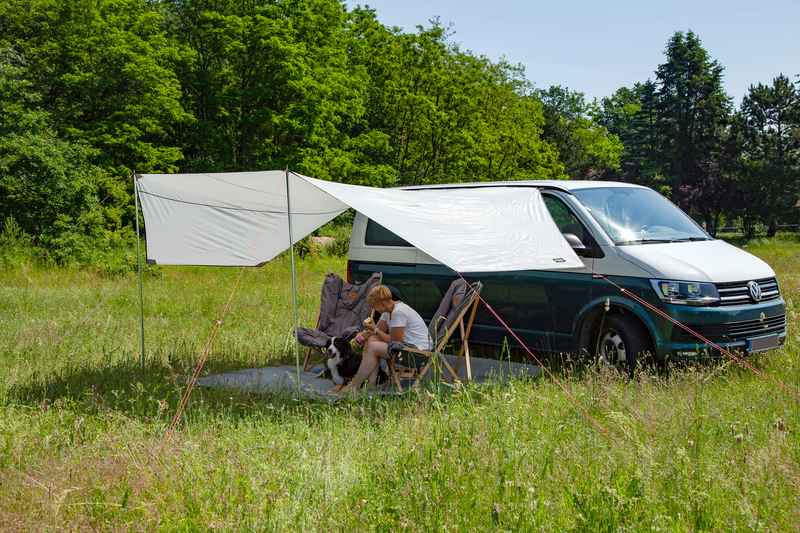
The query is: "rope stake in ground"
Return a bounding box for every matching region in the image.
[161,172,288,448]
[583,264,800,402]
[455,271,612,441]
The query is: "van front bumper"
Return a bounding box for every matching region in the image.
[651,299,787,361]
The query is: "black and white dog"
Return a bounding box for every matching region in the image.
[322,336,387,388]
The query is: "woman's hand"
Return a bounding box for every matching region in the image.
[357,329,375,344]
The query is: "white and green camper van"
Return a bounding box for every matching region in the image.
[346,180,786,368]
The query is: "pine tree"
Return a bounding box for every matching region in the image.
[654,31,732,219]
[736,74,800,235]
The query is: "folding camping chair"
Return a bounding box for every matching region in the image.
[297,271,382,371]
[387,279,483,390]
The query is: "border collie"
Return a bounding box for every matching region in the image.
[322,336,387,390]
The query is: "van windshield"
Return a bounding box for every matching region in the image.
[572,187,711,245]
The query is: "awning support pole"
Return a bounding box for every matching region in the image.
[133,172,146,381]
[286,168,302,390]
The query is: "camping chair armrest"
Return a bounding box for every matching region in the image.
[403,347,435,355]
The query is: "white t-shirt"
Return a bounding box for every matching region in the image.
[381,302,432,350]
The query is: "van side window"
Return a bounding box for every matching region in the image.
[543,195,588,243]
[365,219,413,247]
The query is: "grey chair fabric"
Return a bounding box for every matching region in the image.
[428,279,484,347]
[393,279,483,369]
[296,271,382,348]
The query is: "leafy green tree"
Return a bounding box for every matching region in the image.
[593,83,668,188]
[536,86,622,179]
[345,12,564,185]
[0,47,127,256]
[623,81,668,191]
[594,86,640,141]
[2,0,189,176]
[463,57,563,181]
[165,0,363,178]
[654,30,732,217]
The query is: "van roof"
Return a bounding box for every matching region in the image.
[399,180,648,194]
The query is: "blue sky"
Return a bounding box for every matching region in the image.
[344,0,800,107]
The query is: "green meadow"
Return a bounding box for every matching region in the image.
[0,237,798,531]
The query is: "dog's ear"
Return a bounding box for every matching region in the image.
[334,337,348,349]
[324,337,334,348]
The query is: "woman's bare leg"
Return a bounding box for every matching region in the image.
[347,337,388,389]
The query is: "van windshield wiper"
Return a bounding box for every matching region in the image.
[667,237,713,242]
[615,238,673,245]
[617,236,713,245]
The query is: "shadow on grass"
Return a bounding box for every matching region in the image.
[5,345,461,427]
[5,340,310,421]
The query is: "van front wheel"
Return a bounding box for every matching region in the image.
[595,314,651,374]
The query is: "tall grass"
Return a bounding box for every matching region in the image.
[0,243,798,531]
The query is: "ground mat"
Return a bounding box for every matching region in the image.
[196,355,542,398]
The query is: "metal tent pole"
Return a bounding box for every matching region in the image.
[133,172,146,380]
[286,169,302,389]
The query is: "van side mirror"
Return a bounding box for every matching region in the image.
[562,232,604,258]
[563,232,586,252]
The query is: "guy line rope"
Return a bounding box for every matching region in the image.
[456,271,612,440]
[582,264,799,402]
[161,171,288,447]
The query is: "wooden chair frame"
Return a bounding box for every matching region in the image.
[387,289,481,391]
[301,307,325,372]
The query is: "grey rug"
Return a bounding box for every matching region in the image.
[195,354,542,398]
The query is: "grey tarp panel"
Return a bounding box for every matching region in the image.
[296,272,383,347]
[195,355,542,397]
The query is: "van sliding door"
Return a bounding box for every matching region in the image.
[493,194,595,353]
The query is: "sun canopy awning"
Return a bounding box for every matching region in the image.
[136,171,583,273]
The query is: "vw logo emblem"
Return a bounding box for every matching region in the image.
[747,281,762,302]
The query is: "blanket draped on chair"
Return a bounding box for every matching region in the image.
[296,271,382,348]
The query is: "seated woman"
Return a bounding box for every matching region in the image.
[343,285,432,391]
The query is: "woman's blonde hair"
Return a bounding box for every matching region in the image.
[367,285,393,306]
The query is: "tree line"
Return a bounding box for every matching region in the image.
[1,0,798,264]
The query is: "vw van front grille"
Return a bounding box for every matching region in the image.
[671,313,786,343]
[715,277,781,306]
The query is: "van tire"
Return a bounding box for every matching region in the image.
[594,313,652,375]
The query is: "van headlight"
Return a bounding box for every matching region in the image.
[650,280,720,306]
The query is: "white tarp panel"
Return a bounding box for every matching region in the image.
[304,175,583,272]
[137,171,583,272]
[137,171,348,267]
